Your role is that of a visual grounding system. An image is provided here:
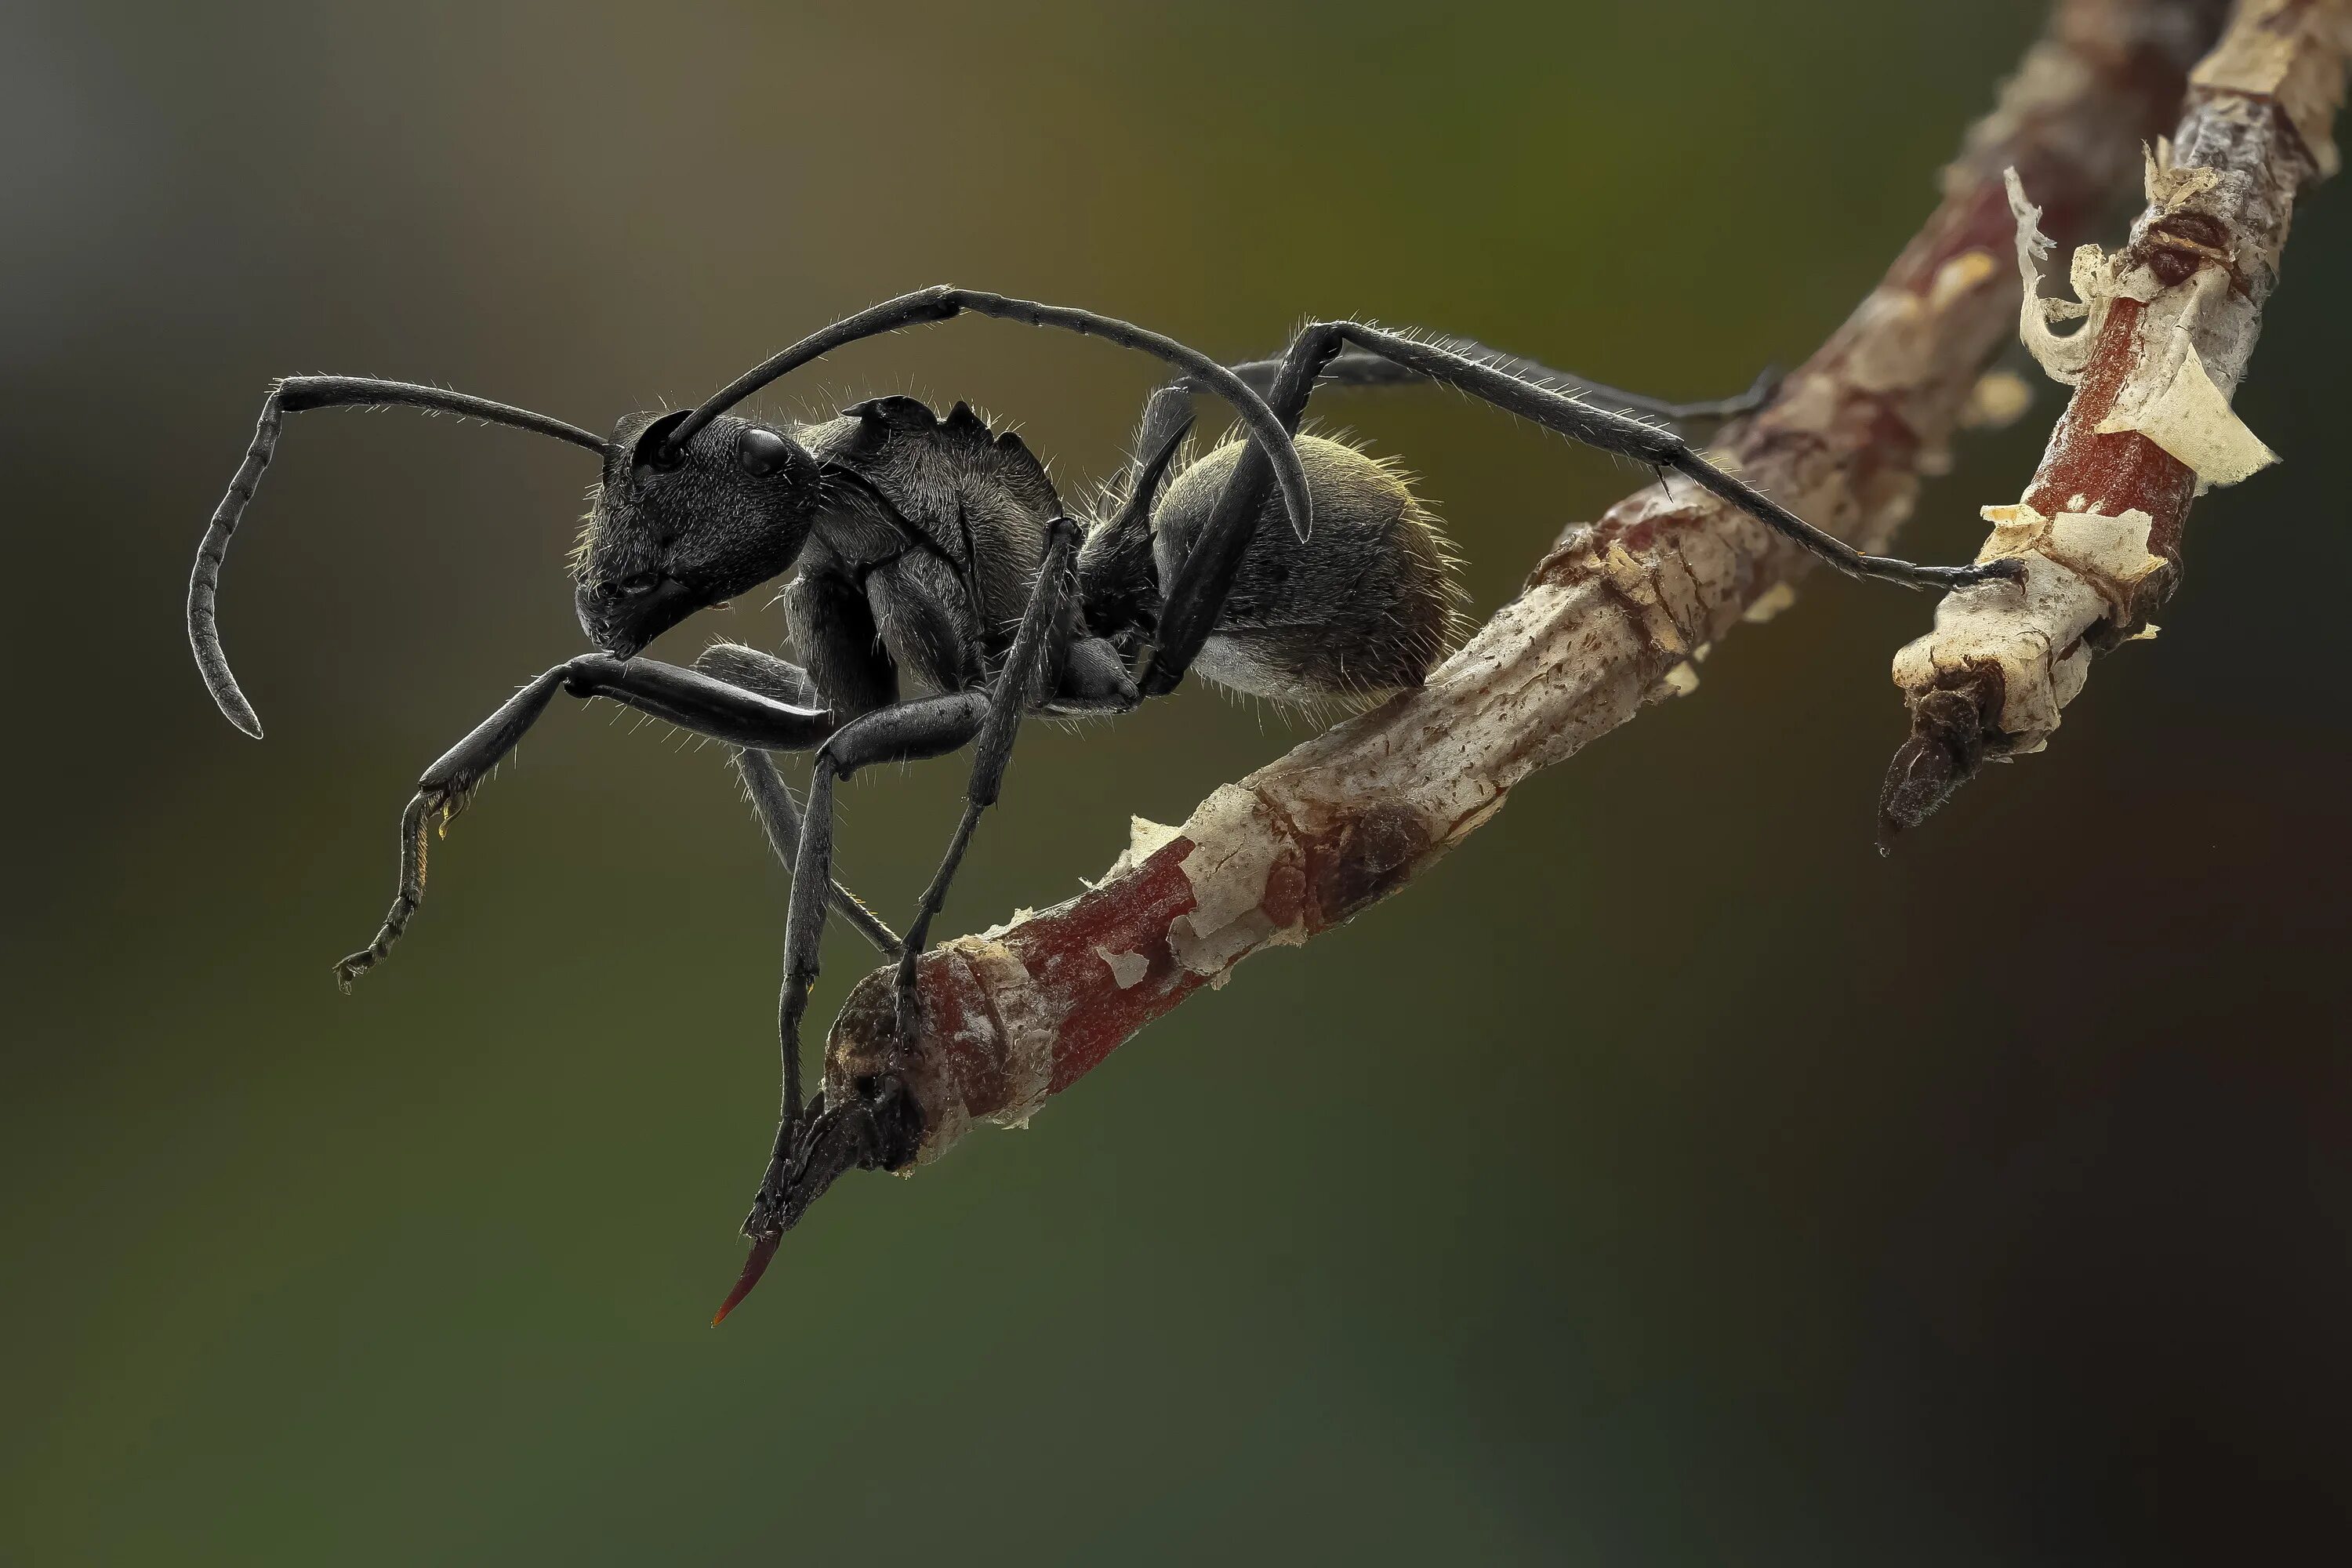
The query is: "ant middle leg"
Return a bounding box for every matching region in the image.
[752,692,991,1229]
[695,641,903,958]
[890,516,1086,1037]
[724,517,1082,1316]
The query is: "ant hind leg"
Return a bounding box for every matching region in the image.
[1275,321,2018,594]
[1218,333,1780,433]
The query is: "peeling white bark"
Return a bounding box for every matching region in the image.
[1888,0,2348,793]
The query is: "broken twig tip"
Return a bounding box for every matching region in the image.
[1878,681,1994,839]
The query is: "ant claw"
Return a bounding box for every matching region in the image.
[703,1080,922,1324]
[711,1231,782,1326]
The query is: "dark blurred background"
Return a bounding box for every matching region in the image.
[4,2,2347,1562]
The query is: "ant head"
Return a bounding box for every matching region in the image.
[572,408,822,658]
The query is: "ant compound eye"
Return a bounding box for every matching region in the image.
[617,572,662,598]
[735,426,796,478]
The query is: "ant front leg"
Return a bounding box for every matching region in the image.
[335,654,840,988]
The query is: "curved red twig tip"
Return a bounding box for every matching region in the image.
[711,1232,782,1326]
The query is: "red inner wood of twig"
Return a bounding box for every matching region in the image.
[2023,297,2198,561]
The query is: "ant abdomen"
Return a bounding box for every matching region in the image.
[1149,435,1467,703]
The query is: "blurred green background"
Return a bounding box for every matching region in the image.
[5,2,2347,1562]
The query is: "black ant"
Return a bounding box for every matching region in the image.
[187,286,2016,1319]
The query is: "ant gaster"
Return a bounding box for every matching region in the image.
[187,287,2018,1321]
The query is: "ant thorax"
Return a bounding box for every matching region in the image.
[793,395,1069,696]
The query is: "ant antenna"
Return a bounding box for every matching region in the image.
[666,287,1316,544]
[190,376,608,739]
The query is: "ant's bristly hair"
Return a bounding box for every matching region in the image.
[189,376,608,739]
[664,286,1316,544]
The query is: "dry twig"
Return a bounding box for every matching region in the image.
[818,0,2237,1167]
[1882,0,2350,833]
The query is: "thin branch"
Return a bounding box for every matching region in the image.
[1882,0,2350,835]
[819,0,2236,1167]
